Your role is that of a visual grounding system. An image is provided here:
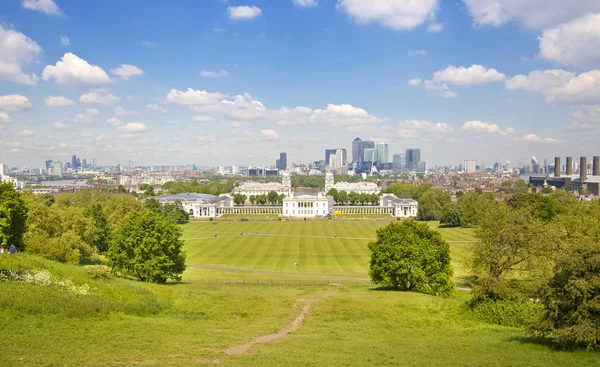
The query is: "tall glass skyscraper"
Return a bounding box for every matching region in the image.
[376,142,388,165]
[392,153,405,173]
[406,148,421,171]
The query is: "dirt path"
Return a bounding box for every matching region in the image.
[223,290,334,356]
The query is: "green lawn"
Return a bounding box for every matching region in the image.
[219,214,281,219]
[181,221,475,285]
[1,255,598,367]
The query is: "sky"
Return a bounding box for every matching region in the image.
[1,0,600,169]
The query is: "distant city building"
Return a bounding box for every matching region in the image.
[276,152,287,171]
[52,160,63,178]
[363,148,377,163]
[376,142,388,166]
[0,163,6,176]
[392,153,405,173]
[352,137,362,162]
[235,172,292,197]
[153,193,234,218]
[324,172,380,194]
[464,160,477,173]
[406,149,421,171]
[325,149,337,166]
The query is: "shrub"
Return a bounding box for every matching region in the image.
[85,265,112,279]
[468,299,542,328]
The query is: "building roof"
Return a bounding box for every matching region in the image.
[154,193,216,202]
[381,194,418,205]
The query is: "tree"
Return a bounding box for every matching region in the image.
[440,203,462,227]
[417,189,451,221]
[326,188,339,203]
[84,203,111,252]
[348,192,360,205]
[108,210,186,283]
[144,198,163,214]
[337,191,348,205]
[163,201,189,224]
[255,194,267,205]
[0,183,28,250]
[368,220,454,296]
[117,185,128,193]
[267,191,279,205]
[139,183,155,197]
[457,192,489,227]
[249,195,256,205]
[233,194,246,205]
[530,240,600,350]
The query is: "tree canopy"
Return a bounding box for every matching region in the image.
[368,220,454,296]
[0,183,28,250]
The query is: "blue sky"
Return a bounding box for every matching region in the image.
[1,0,600,168]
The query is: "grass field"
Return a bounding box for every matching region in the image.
[181,221,475,285]
[2,254,599,366]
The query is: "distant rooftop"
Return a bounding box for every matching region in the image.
[155,193,216,202]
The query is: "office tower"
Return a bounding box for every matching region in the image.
[594,156,600,176]
[581,157,588,181]
[276,152,287,171]
[52,161,63,178]
[555,157,561,177]
[325,149,337,166]
[376,142,389,165]
[363,148,377,163]
[464,160,477,173]
[566,157,573,176]
[352,137,362,162]
[392,154,405,173]
[336,148,347,165]
[531,156,537,165]
[406,148,421,171]
[0,163,5,176]
[361,141,375,161]
[328,153,337,168]
[82,159,88,169]
[45,160,53,170]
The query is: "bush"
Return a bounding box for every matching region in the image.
[85,265,112,279]
[468,299,542,328]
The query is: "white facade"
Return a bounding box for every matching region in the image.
[464,160,477,173]
[324,172,380,195]
[283,193,332,217]
[235,172,292,197]
[154,194,234,218]
[379,194,418,218]
[0,164,6,176]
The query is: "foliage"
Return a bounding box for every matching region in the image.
[440,203,462,227]
[457,192,490,227]
[162,180,234,196]
[337,191,348,205]
[233,194,247,205]
[144,198,190,224]
[368,220,454,296]
[139,183,154,197]
[85,265,112,279]
[0,183,28,250]
[108,210,186,283]
[84,204,111,252]
[326,188,338,202]
[291,175,325,188]
[469,299,542,328]
[417,189,451,221]
[530,240,600,351]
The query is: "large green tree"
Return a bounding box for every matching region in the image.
[417,189,451,221]
[108,210,186,283]
[368,220,454,296]
[0,183,28,250]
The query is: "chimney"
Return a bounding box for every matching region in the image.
[566,157,573,176]
[580,156,588,181]
[594,156,600,176]
[554,157,561,177]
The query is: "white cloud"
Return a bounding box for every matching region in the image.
[80,91,120,105]
[141,41,157,47]
[462,120,513,136]
[117,122,148,133]
[45,96,76,107]
[60,35,70,46]
[0,94,32,111]
[0,112,12,123]
[293,0,317,8]
[399,120,454,134]
[461,0,600,30]
[52,122,67,130]
[72,109,100,123]
[538,14,600,68]
[227,5,262,20]
[336,0,439,31]
[110,64,144,80]
[408,78,422,86]
[192,135,218,144]
[214,28,225,33]
[115,106,137,117]
[522,134,557,143]
[232,121,251,127]
[17,129,35,137]
[209,93,267,120]
[95,135,114,142]
[146,104,168,113]
[505,69,575,93]
[22,0,62,16]
[43,53,111,87]
[193,115,215,122]
[408,50,427,56]
[200,69,229,78]
[119,134,134,139]
[545,70,600,103]
[260,129,280,140]
[0,25,42,85]
[567,105,600,133]
[427,23,444,33]
[433,64,506,86]
[423,80,456,98]
[165,88,225,106]
[106,118,123,127]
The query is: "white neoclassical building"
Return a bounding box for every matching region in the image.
[282,192,333,217]
[324,172,380,195]
[379,194,418,218]
[154,193,234,218]
[234,172,292,197]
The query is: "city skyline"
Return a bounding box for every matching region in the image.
[2,1,600,167]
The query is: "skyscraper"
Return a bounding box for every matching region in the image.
[363,148,377,163]
[361,141,374,161]
[376,142,388,165]
[276,152,287,171]
[325,149,337,166]
[352,137,362,162]
[71,155,78,170]
[392,154,405,173]
[464,160,477,173]
[405,149,421,170]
